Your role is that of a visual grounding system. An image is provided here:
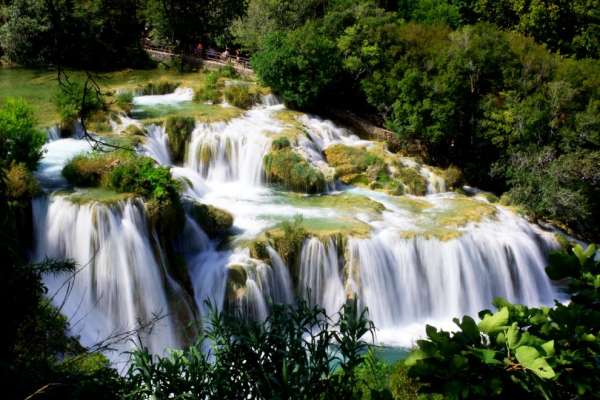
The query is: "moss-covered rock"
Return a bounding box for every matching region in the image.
[65,188,134,205]
[394,166,428,196]
[271,136,291,150]
[285,192,385,215]
[62,151,132,187]
[324,144,380,179]
[433,197,497,227]
[442,165,464,190]
[136,80,179,95]
[189,202,234,237]
[223,84,257,109]
[165,116,195,163]
[399,227,463,242]
[263,148,326,194]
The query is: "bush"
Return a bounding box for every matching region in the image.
[0,98,46,170]
[55,79,104,124]
[406,244,600,399]
[223,84,256,109]
[442,165,464,190]
[62,151,131,187]
[263,148,326,193]
[188,202,234,237]
[125,299,378,399]
[4,162,40,200]
[165,116,196,163]
[116,91,134,113]
[271,136,291,150]
[135,80,179,95]
[395,167,427,196]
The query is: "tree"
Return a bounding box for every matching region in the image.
[144,0,246,69]
[252,23,341,108]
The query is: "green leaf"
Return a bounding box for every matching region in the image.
[541,340,555,356]
[515,346,555,379]
[479,307,509,334]
[405,349,427,367]
[473,348,501,365]
[506,323,520,349]
[573,244,596,266]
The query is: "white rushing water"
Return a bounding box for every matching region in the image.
[32,196,194,365]
[31,87,564,363]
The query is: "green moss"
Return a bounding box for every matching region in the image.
[66,188,133,205]
[263,148,326,194]
[395,166,427,196]
[223,84,257,109]
[391,196,433,213]
[399,227,463,242]
[442,165,464,190]
[478,191,500,203]
[433,197,497,227]
[136,80,179,95]
[165,116,195,163]
[285,192,385,215]
[62,151,132,187]
[324,144,382,178]
[299,217,372,238]
[189,202,234,237]
[116,91,134,114]
[271,136,291,150]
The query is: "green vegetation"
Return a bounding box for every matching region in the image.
[135,80,179,95]
[407,244,600,399]
[240,0,599,240]
[251,23,340,108]
[0,97,46,169]
[4,162,40,200]
[66,188,134,205]
[165,115,195,163]
[115,91,134,114]
[264,147,326,194]
[126,300,388,399]
[188,202,234,237]
[223,84,257,109]
[0,0,149,70]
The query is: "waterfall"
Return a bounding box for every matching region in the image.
[289,207,560,346]
[133,87,194,106]
[32,195,191,363]
[298,237,346,317]
[185,111,276,185]
[47,126,60,142]
[143,124,172,166]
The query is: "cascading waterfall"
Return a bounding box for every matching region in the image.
[29,85,567,363]
[32,195,192,363]
[185,111,276,185]
[298,237,346,317]
[143,124,172,166]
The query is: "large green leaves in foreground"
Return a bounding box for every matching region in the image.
[406,244,600,399]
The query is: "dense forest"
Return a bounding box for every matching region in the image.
[1,0,599,399]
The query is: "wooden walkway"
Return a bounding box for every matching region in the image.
[143,44,253,75]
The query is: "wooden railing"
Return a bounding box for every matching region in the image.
[143,42,252,71]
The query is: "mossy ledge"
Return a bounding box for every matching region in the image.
[165,116,195,163]
[263,146,326,194]
[186,201,234,238]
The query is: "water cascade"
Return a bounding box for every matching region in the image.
[33,196,194,363]
[30,86,564,362]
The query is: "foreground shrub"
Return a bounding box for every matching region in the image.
[165,116,195,163]
[4,162,39,200]
[126,299,381,399]
[263,148,326,193]
[406,244,600,399]
[0,98,46,170]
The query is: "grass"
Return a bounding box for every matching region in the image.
[0,67,255,127]
[134,102,244,124]
[65,188,134,205]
